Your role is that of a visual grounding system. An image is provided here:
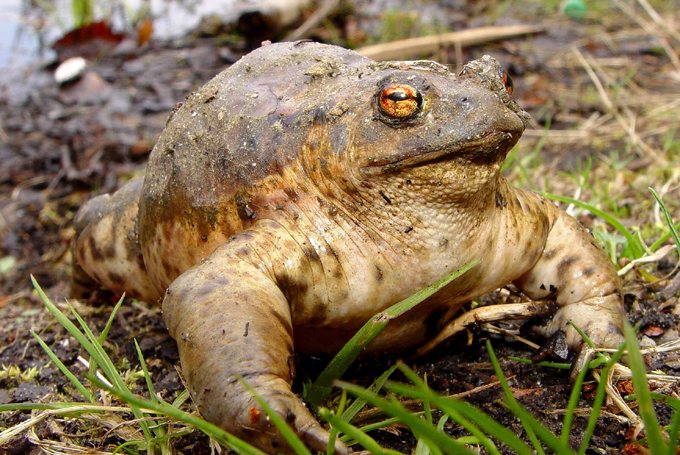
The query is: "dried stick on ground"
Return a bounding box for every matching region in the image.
[356,24,544,61]
[417,301,555,356]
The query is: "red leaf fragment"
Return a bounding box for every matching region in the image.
[642,325,664,337]
[52,21,125,61]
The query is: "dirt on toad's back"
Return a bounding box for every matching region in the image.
[139,41,370,233]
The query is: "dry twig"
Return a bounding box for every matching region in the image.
[356,24,544,61]
[284,0,342,41]
[416,301,555,356]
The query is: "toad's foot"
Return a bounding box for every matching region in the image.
[238,382,346,454]
[531,293,626,376]
[531,294,625,350]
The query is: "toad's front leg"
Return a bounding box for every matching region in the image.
[514,200,625,352]
[162,227,346,454]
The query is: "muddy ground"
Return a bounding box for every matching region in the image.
[1,1,679,454]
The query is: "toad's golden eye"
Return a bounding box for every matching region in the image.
[499,69,513,95]
[377,84,423,119]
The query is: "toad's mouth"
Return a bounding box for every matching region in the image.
[360,129,520,175]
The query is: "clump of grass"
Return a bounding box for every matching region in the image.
[327,326,680,454]
[0,277,264,454]
[0,365,40,382]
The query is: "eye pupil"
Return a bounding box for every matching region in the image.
[387,91,409,102]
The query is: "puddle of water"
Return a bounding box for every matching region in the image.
[143,0,241,39]
[0,0,43,68]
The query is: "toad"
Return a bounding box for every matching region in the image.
[72,41,624,453]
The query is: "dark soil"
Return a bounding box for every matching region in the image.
[1,1,678,454]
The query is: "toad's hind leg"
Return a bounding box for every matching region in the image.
[72,178,160,303]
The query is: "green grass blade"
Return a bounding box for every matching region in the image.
[438,399,532,455]
[395,363,502,454]
[134,339,158,404]
[171,389,191,408]
[544,193,646,258]
[112,439,147,453]
[508,356,571,369]
[32,277,152,440]
[568,322,596,350]
[68,306,122,385]
[649,187,680,255]
[385,381,532,455]
[564,320,627,449]
[437,406,499,455]
[340,416,403,444]
[486,340,576,454]
[71,0,94,28]
[88,376,267,455]
[308,260,478,407]
[623,322,667,453]
[133,338,167,449]
[86,293,123,390]
[338,381,474,454]
[560,354,590,445]
[33,277,116,398]
[413,415,448,455]
[66,303,154,441]
[507,403,574,453]
[99,294,125,344]
[320,407,401,454]
[436,413,449,430]
[31,331,94,402]
[648,221,680,252]
[666,407,680,455]
[414,437,431,455]
[342,363,398,423]
[32,276,99,358]
[327,390,347,454]
[388,382,500,455]
[577,344,626,454]
[395,362,429,390]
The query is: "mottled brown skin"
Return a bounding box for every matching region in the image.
[73,42,624,453]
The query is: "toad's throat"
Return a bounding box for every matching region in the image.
[360,130,519,175]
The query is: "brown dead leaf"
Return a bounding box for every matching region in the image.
[616,379,635,395]
[511,387,545,399]
[622,443,648,455]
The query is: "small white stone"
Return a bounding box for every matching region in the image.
[54,57,87,84]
